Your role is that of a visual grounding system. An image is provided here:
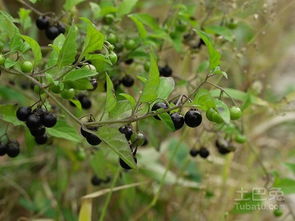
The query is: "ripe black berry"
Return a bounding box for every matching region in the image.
[119,157,137,170]
[170,112,184,130]
[159,65,173,77]
[89,78,98,91]
[86,133,101,146]
[215,140,231,155]
[16,106,32,121]
[121,75,134,87]
[6,141,20,158]
[42,112,57,128]
[57,24,66,34]
[189,148,199,157]
[35,134,48,145]
[80,96,92,109]
[45,26,60,40]
[125,58,134,65]
[184,109,202,128]
[36,16,50,30]
[26,114,42,129]
[0,142,7,156]
[151,102,169,120]
[119,126,133,140]
[30,126,46,137]
[91,175,101,186]
[142,137,148,146]
[199,147,210,158]
[80,126,97,138]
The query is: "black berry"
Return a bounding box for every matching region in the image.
[91,175,101,186]
[142,137,148,146]
[170,112,184,130]
[159,65,173,77]
[16,106,32,121]
[86,133,101,146]
[190,148,199,157]
[80,96,92,109]
[42,112,57,128]
[35,134,48,145]
[45,26,60,40]
[36,16,50,30]
[6,141,20,158]
[89,78,98,91]
[0,142,7,156]
[199,147,210,158]
[215,140,231,155]
[151,102,169,120]
[121,75,134,87]
[184,109,202,128]
[30,126,46,137]
[125,58,134,65]
[26,114,42,129]
[119,157,137,170]
[57,24,66,34]
[119,126,133,140]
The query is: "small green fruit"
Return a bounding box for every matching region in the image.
[61,88,75,100]
[21,61,33,73]
[76,148,86,161]
[50,83,62,94]
[235,134,247,144]
[230,106,242,120]
[273,208,283,217]
[206,108,224,123]
[109,51,118,64]
[107,33,118,44]
[103,14,115,25]
[125,39,137,50]
[85,64,96,71]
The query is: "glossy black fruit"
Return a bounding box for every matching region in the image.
[80,126,97,138]
[119,126,133,140]
[80,96,92,109]
[170,112,184,130]
[215,140,231,155]
[121,75,134,87]
[125,58,134,65]
[91,175,101,186]
[42,112,57,128]
[86,133,101,146]
[119,157,137,170]
[151,102,169,120]
[89,78,98,91]
[45,26,60,40]
[16,106,32,121]
[142,137,148,146]
[26,114,42,129]
[199,147,210,158]
[36,16,50,30]
[0,142,7,156]
[190,148,199,157]
[159,65,173,77]
[35,134,48,145]
[6,141,20,158]
[30,126,46,137]
[184,109,202,128]
[57,24,66,34]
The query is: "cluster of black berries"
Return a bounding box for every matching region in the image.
[80,124,101,146]
[190,147,210,159]
[36,16,65,40]
[0,141,20,158]
[151,102,202,131]
[91,175,111,186]
[16,106,57,144]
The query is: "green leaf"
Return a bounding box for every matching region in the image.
[193,88,215,111]
[118,0,138,17]
[205,25,234,41]
[195,29,221,70]
[273,176,295,195]
[158,112,174,131]
[65,78,93,90]
[81,17,105,57]
[63,68,97,81]
[0,104,22,126]
[129,15,147,38]
[21,35,42,65]
[140,54,160,102]
[212,66,228,79]
[232,191,262,214]
[64,0,85,11]
[69,99,82,110]
[285,163,295,174]
[18,8,32,31]
[119,93,136,109]
[46,35,65,68]
[97,126,136,169]
[58,25,78,68]
[215,99,230,123]
[47,120,82,142]
[157,77,175,99]
[105,73,117,112]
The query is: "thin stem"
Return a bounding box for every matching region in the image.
[17,0,45,16]
[206,81,237,105]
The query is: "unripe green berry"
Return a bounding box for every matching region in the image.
[230,106,242,120]
[0,54,5,65]
[61,88,75,100]
[109,51,118,64]
[107,33,118,44]
[21,61,33,73]
[125,39,137,50]
[235,134,247,144]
